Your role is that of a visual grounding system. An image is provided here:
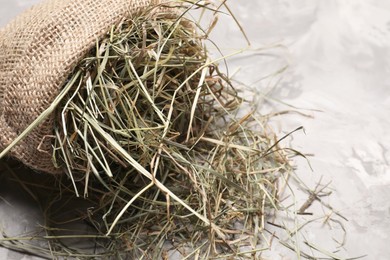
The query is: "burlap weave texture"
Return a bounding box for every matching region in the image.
[0,0,162,174]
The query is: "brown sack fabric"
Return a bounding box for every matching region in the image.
[0,0,163,174]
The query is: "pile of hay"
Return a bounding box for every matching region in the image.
[0,1,292,258]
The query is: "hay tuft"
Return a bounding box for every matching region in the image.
[0,2,292,259]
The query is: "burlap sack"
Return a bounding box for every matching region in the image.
[0,0,165,174]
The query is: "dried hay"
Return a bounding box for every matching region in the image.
[0,1,295,259]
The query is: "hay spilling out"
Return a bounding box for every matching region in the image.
[0,2,293,259]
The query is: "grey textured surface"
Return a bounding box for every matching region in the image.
[1,0,390,259]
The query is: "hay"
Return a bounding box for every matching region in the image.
[0,2,293,259]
